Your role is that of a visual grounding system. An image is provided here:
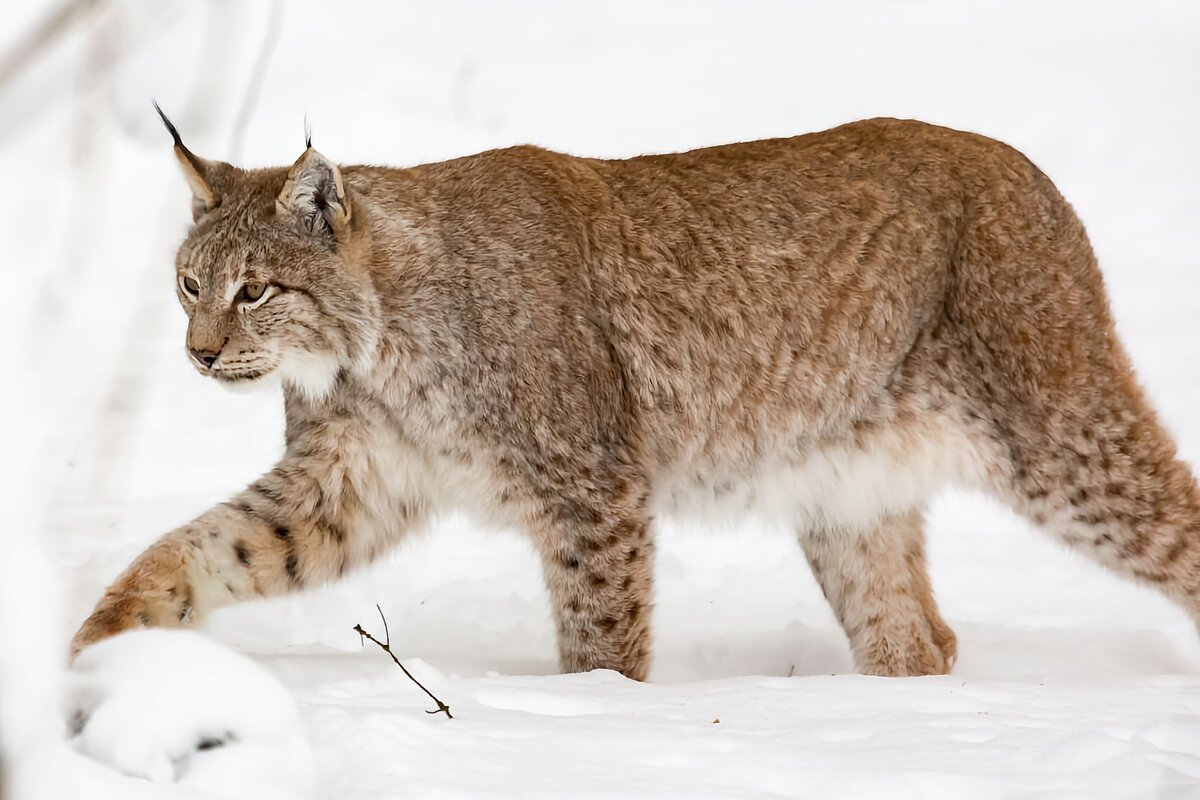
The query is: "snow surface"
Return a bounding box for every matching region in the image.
[3,1,1200,797]
[69,630,313,798]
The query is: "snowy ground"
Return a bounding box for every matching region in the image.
[3,1,1200,798]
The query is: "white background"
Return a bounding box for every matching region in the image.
[2,1,1199,797]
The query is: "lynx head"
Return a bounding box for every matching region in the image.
[157,105,379,400]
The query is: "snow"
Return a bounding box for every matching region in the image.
[3,0,1200,797]
[69,630,313,799]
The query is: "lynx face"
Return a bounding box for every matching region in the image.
[163,120,379,399]
[175,200,349,396]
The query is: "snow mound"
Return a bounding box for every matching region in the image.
[69,630,315,800]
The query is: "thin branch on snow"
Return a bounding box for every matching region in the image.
[353,605,453,720]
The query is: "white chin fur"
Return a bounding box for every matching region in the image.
[215,372,281,395]
[276,352,341,401]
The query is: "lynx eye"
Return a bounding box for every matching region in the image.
[238,281,269,304]
[179,275,200,297]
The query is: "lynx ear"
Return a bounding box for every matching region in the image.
[276,147,350,239]
[154,102,223,221]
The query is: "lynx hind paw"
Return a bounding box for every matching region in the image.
[857,617,958,677]
[69,629,315,799]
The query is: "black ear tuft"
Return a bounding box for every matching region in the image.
[304,116,313,150]
[154,101,222,220]
[153,101,184,148]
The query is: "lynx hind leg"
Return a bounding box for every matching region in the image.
[533,503,655,681]
[983,383,1200,623]
[946,189,1200,624]
[801,509,957,677]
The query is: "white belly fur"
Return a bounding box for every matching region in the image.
[652,414,993,532]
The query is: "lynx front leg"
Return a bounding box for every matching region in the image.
[72,442,424,656]
[534,506,655,681]
[800,509,957,677]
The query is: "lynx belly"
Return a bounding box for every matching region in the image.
[652,414,992,531]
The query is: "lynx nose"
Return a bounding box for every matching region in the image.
[190,347,220,368]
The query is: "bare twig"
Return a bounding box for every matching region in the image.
[353,605,453,719]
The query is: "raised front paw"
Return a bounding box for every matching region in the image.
[70,540,198,658]
[70,591,153,658]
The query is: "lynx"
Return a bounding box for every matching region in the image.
[72,112,1200,680]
